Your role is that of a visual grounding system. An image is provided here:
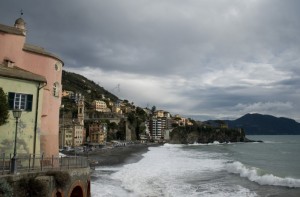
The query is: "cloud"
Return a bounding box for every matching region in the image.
[234,101,294,118]
[1,0,300,121]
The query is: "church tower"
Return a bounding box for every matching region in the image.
[78,95,85,126]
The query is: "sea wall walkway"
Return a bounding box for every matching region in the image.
[0,154,91,197]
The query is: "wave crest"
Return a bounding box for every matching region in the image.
[225,161,300,188]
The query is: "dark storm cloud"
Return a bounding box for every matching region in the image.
[1,0,300,120]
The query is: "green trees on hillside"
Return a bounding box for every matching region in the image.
[151,106,156,114]
[170,124,246,144]
[126,107,148,140]
[62,70,118,102]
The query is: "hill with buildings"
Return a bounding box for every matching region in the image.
[224,113,300,135]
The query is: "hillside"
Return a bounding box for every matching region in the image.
[225,113,300,135]
[62,70,119,103]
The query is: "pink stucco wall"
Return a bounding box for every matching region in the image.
[0,25,63,156]
[0,33,24,62]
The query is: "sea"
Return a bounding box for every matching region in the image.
[91,135,300,197]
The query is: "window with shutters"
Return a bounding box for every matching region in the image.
[8,92,33,111]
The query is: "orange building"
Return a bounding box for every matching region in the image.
[88,122,107,145]
[0,18,64,156]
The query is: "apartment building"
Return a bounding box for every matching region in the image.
[88,122,107,145]
[147,110,175,140]
[92,100,111,112]
[73,125,85,147]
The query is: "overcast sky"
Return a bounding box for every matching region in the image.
[1,0,300,121]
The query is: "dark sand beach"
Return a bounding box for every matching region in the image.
[65,143,161,167]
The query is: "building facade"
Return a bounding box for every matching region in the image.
[0,63,46,156]
[73,124,85,147]
[0,18,64,156]
[148,110,173,140]
[88,122,107,145]
[59,123,73,148]
[92,100,111,112]
[59,95,86,148]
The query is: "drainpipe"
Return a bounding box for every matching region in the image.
[33,82,47,157]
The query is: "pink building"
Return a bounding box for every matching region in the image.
[0,18,64,156]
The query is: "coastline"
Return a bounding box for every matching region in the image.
[64,143,161,167]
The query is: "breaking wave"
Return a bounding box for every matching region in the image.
[225,161,300,188]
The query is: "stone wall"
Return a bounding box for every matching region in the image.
[1,168,90,197]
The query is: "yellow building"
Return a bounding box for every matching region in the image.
[73,124,85,147]
[59,123,73,148]
[112,105,122,114]
[154,110,165,118]
[92,100,111,112]
[0,63,46,156]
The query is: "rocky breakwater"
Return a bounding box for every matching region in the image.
[169,125,259,144]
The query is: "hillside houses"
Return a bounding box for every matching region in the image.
[59,88,195,146]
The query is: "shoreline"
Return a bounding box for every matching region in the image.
[63,143,161,167]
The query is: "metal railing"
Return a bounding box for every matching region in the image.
[1,153,89,175]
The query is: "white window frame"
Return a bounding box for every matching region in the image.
[14,93,27,110]
[8,92,33,111]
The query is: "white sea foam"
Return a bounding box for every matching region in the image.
[189,141,234,146]
[195,183,258,197]
[162,143,185,148]
[91,136,300,196]
[91,165,133,197]
[91,178,131,197]
[225,161,300,188]
[106,145,254,196]
[94,166,122,171]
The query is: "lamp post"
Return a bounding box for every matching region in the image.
[11,109,22,174]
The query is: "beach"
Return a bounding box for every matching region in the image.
[65,143,160,167]
[89,144,152,166]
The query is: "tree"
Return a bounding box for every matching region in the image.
[136,107,147,122]
[0,88,9,125]
[116,119,126,140]
[151,106,156,114]
[127,112,136,124]
[108,122,118,130]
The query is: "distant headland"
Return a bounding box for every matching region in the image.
[207,113,300,135]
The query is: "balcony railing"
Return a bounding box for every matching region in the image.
[0,153,89,175]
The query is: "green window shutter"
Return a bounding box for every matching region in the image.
[8,92,15,109]
[26,94,33,111]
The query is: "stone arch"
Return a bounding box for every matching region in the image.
[70,186,83,197]
[52,189,64,197]
[68,180,86,197]
[87,180,91,197]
